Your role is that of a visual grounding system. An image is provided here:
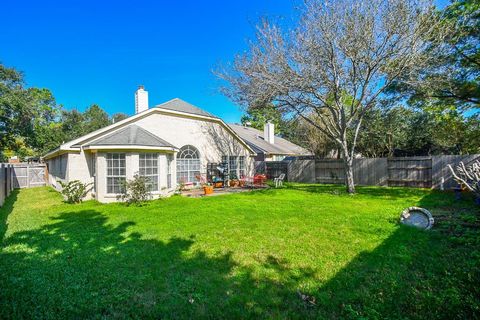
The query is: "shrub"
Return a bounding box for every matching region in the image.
[117,174,152,205]
[59,180,92,204]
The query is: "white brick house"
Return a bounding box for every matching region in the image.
[44,86,256,202]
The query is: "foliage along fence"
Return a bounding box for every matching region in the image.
[0,163,47,207]
[269,154,480,190]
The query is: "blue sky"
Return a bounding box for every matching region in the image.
[2,0,449,123]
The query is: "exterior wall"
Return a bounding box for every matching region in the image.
[134,113,254,179]
[46,153,69,189]
[67,151,96,199]
[95,151,176,203]
[45,112,255,203]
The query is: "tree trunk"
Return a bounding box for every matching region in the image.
[344,158,356,194]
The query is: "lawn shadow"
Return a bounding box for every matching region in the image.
[286,183,446,200]
[313,188,480,319]
[2,188,479,319]
[0,208,317,319]
[318,225,479,318]
[0,189,19,243]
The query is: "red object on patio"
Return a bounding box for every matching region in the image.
[253,174,267,186]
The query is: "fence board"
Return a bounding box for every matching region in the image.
[288,159,315,183]
[0,164,5,207]
[282,154,480,189]
[315,159,344,184]
[12,164,46,188]
[431,154,480,190]
[0,163,46,207]
[387,157,432,188]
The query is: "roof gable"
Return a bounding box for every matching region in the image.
[154,98,217,118]
[86,124,176,148]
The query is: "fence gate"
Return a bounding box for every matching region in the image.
[12,164,46,188]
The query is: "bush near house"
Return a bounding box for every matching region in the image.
[117,174,152,206]
[0,185,479,319]
[59,180,92,204]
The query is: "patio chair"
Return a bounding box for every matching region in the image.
[274,173,285,188]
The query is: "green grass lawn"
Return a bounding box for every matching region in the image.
[1,185,479,319]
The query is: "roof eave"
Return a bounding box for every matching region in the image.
[42,147,80,160]
[83,145,179,152]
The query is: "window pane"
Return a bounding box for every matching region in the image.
[106,153,126,194]
[138,153,159,191]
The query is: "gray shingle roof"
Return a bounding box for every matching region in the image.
[86,124,176,148]
[155,98,217,118]
[229,124,312,156]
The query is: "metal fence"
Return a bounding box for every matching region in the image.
[263,154,480,190]
[0,163,47,207]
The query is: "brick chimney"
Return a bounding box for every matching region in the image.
[135,85,149,114]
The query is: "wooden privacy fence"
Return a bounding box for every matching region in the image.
[0,163,47,207]
[314,157,435,188]
[315,155,480,189]
[11,164,47,188]
[279,154,480,190]
[0,164,14,208]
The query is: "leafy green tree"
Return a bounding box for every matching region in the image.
[391,0,480,110]
[60,109,85,142]
[356,107,412,157]
[240,104,295,139]
[83,104,110,134]
[428,107,480,154]
[0,63,60,159]
[112,112,129,123]
[0,63,120,159]
[356,105,480,157]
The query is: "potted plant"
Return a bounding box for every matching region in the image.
[211,176,223,188]
[229,173,239,187]
[239,178,246,187]
[203,183,214,195]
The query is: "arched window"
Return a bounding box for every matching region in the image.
[176,145,201,184]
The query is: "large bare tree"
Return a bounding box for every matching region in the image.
[217,0,446,193]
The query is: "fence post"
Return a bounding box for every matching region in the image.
[0,164,4,207]
[26,165,30,188]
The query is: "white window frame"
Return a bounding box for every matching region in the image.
[167,154,173,189]
[106,153,126,194]
[229,156,238,179]
[139,153,159,192]
[223,155,245,179]
[176,145,201,184]
[239,156,246,178]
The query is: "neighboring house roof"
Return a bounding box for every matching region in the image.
[229,124,312,156]
[155,98,218,118]
[85,124,176,149]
